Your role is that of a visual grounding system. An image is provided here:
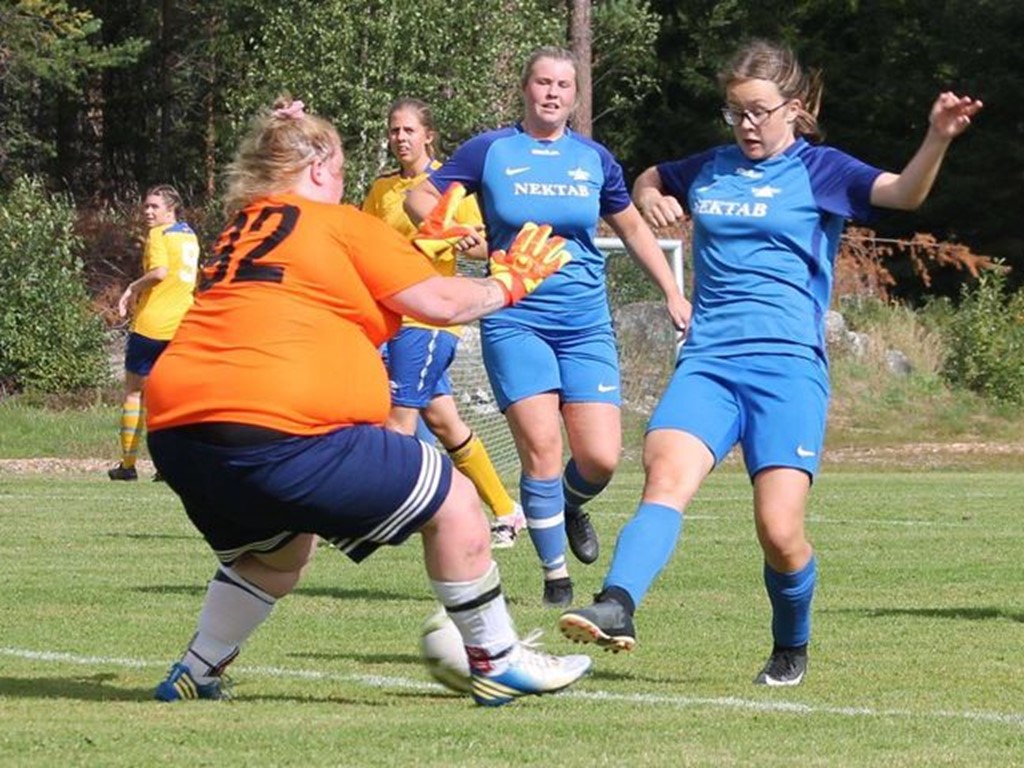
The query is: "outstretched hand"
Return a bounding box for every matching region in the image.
[489,223,571,305]
[929,92,983,140]
[412,182,481,262]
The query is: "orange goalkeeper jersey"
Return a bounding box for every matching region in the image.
[146,194,437,435]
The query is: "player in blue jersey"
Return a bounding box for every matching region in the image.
[406,46,690,608]
[559,39,982,684]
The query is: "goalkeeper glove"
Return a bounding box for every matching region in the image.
[412,182,478,263]
[489,222,570,305]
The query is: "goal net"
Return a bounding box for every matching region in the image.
[448,237,685,480]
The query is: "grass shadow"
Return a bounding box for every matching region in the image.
[289,651,419,666]
[104,532,197,541]
[839,606,1024,623]
[133,585,207,597]
[293,586,434,603]
[0,674,151,702]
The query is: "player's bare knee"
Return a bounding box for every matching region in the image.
[426,474,489,544]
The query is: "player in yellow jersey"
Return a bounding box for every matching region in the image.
[108,185,200,481]
[363,98,526,548]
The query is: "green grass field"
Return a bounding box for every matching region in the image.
[2,466,1023,767]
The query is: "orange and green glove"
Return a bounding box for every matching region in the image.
[412,182,478,263]
[489,222,571,305]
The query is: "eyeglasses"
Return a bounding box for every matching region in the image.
[720,101,789,127]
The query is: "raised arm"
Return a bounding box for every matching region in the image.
[870,92,983,211]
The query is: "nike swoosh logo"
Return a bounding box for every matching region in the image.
[597,384,618,393]
[796,445,816,458]
[505,166,530,176]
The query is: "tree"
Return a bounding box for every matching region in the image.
[568,0,593,136]
[211,0,559,202]
[0,0,145,189]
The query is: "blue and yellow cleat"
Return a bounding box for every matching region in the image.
[154,662,229,702]
[470,640,592,707]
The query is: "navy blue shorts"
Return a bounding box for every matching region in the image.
[148,423,453,564]
[125,332,170,376]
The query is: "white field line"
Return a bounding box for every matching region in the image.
[2,646,1022,727]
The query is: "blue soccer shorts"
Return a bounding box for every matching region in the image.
[125,332,170,376]
[648,353,829,478]
[386,327,457,408]
[480,321,621,410]
[148,423,453,564]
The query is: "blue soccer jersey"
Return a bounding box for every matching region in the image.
[429,125,632,331]
[658,138,882,362]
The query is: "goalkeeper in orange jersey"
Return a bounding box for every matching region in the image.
[363,97,526,549]
[145,96,590,707]
[108,185,199,482]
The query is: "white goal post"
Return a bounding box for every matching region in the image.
[449,237,685,478]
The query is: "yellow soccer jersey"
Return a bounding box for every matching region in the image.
[131,221,200,340]
[362,160,482,333]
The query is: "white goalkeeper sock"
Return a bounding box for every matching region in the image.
[430,561,517,673]
[182,565,276,680]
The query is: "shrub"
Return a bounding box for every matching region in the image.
[0,177,109,393]
[942,268,1024,406]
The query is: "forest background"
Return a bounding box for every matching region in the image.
[1,0,1022,400]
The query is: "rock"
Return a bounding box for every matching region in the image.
[886,349,913,376]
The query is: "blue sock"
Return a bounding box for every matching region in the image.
[603,502,682,608]
[562,458,608,511]
[764,556,817,648]
[520,475,566,572]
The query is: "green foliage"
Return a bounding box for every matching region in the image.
[942,269,1024,405]
[215,0,558,202]
[0,177,109,393]
[0,0,146,183]
[589,0,659,124]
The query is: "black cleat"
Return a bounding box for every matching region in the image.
[542,577,573,609]
[107,463,138,481]
[565,506,599,564]
[753,646,808,686]
[559,599,636,653]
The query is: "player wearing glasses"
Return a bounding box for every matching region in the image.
[560,39,982,686]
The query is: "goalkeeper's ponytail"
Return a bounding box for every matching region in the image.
[223,94,341,216]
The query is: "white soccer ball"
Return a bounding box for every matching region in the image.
[419,608,472,693]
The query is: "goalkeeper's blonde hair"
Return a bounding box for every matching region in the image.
[223,95,341,216]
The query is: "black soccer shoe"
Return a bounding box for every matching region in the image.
[542,577,574,609]
[565,506,599,564]
[558,598,636,653]
[753,646,808,686]
[107,463,138,481]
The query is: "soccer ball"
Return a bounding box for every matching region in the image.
[419,608,472,693]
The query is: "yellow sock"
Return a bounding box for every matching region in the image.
[448,433,515,518]
[119,393,142,469]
